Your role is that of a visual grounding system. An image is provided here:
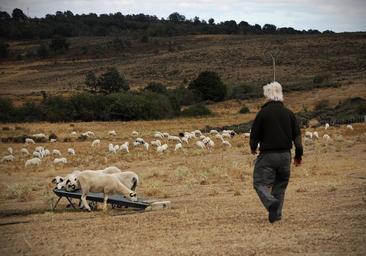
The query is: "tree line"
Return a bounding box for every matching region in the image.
[0,8,334,40]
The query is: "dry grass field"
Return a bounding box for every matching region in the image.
[0,83,365,255]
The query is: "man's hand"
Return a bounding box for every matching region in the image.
[294,158,301,166]
[251,149,257,155]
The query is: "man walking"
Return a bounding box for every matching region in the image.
[250,81,303,223]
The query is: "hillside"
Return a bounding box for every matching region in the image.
[1,33,365,100]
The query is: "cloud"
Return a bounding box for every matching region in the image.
[0,0,365,32]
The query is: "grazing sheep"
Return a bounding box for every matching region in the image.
[199,135,206,140]
[70,131,77,137]
[346,124,353,130]
[32,133,47,139]
[215,134,224,141]
[52,149,62,157]
[114,144,120,151]
[74,171,137,211]
[7,147,13,155]
[25,138,35,144]
[135,138,145,144]
[108,130,117,136]
[132,131,139,137]
[323,134,332,142]
[54,157,67,165]
[193,130,202,137]
[313,131,319,139]
[222,140,232,147]
[35,146,44,152]
[162,132,170,138]
[20,148,30,156]
[91,139,100,147]
[222,132,232,139]
[206,139,215,150]
[50,139,57,143]
[33,151,42,158]
[82,131,95,137]
[108,143,117,154]
[25,157,41,167]
[67,148,75,155]
[119,142,129,153]
[44,149,50,157]
[111,171,140,192]
[157,144,168,153]
[210,130,219,135]
[196,141,206,149]
[168,135,181,143]
[175,143,182,151]
[1,155,15,163]
[154,133,164,139]
[305,131,313,139]
[151,140,162,147]
[325,123,330,130]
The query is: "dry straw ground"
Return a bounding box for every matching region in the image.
[0,84,365,255]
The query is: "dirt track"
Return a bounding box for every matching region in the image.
[0,123,365,255]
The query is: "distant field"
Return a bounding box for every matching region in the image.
[1,33,365,101]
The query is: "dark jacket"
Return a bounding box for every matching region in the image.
[250,101,303,160]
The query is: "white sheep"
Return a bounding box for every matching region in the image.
[313,131,319,139]
[305,131,313,139]
[193,130,202,136]
[206,139,214,150]
[108,143,117,154]
[52,149,62,157]
[91,139,100,147]
[50,139,57,143]
[157,144,168,153]
[151,140,162,147]
[132,131,139,137]
[74,171,137,211]
[199,135,206,140]
[182,137,189,144]
[25,138,35,144]
[175,143,182,151]
[154,132,164,139]
[7,147,13,155]
[210,130,219,135]
[162,132,170,138]
[35,146,44,152]
[215,134,224,141]
[54,157,67,165]
[168,135,181,143]
[325,123,330,130]
[70,131,77,137]
[108,130,117,136]
[33,151,42,158]
[1,155,15,163]
[43,149,50,157]
[119,142,129,153]
[20,148,30,156]
[222,132,232,139]
[25,157,41,167]
[346,124,353,130]
[67,148,75,155]
[323,134,332,142]
[82,131,95,137]
[135,138,145,144]
[32,133,46,139]
[196,141,206,149]
[222,140,232,147]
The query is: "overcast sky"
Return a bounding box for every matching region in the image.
[1,0,365,32]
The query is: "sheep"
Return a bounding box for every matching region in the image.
[35,146,44,152]
[91,139,100,147]
[25,138,35,144]
[119,142,129,153]
[111,171,140,192]
[32,133,47,139]
[52,176,65,186]
[108,130,117,136]
[167,135,181,143]
[33,151,42,159]
[70,131,77,137]
[184,132,195,139]
[196,141,206,149]
[67,148,75,155]
[199,135,206,140]
[215,134,224,141]
[108,143,117,154]
[325,123,330,130]
[210,130,219,135]
[82,131,95,137]
[25,157,41,167]
[222,140,232,147]
[7,147,13,155]
[313,131,319,139]
[54,157,67,165]
[206,139,215,150]
[43,149,50,157]
[305,131,313,139]
[202,137,212,145]
[20,148,30,156]
[151,140,161,147]
[182,137,189,144]
[73,171,137,211]
[346,124,353,130]
[193,130,202,137]
[135,138,145,144]
[157,144,168,153]
[222,133,232,139]
[154,133,164,139]
[323,134,332,142]
[1,155,15,163]
[132,131,139,137]
[50,139,57,143]
[52,149,62,157]
[162,132,170,138]
[114,144,120,151]
[175,143,182,151]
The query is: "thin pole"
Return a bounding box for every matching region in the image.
[269,53,276,82]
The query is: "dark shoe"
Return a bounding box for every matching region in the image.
[268,200,280,223]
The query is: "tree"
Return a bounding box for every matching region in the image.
[0,11,11,20]
[12,8,27,20]
[208,18,215,25]
[168,12,185,23]
[0,41,9,58]
[84,71,98,92]
[188,71,227,102]
[49,35,69,53]
[262,24,277,34]
[97,68,129,93]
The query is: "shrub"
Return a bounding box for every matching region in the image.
[188,71,227,102]
[314,100,330,111]
[37,43,50,58]
[49,35,69,53]
[230,84,260,99]
[97,67,129,93]
[180,104,212,117]
[144,82,167,94]
[0,40,9,58]
[0,97,15,122]
[239,105,250,114]
[84,71,98,92]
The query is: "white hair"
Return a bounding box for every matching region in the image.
[263,81,283,102]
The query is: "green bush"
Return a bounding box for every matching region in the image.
[229,84,260,99]
[188,71,227,102]
[0,97,15,122]
[37,43,50,58]
[97,68,129,93]
[239,105,250,114]
[180,104,212,117]
[144,82,167,94]
[50,35,69,53]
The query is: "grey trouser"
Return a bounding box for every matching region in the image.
[253,151,291,216]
